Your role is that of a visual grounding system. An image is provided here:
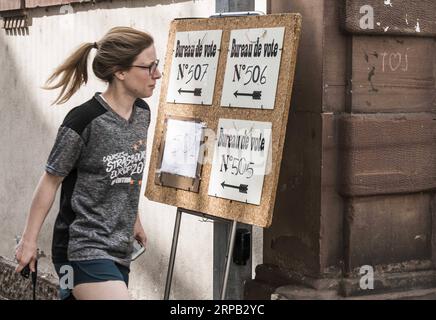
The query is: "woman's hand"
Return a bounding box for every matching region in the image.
[15,237,38,273]
[133,216,147,249]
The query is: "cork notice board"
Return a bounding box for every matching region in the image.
[145,14,302,228]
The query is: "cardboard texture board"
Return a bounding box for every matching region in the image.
[145,14,302,228]
[343,0,436,37]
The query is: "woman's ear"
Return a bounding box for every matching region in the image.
[113,69,126,81]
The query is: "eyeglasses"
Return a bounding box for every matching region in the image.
[128,59,160,76]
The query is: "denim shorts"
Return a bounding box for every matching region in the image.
[53,259,130,300]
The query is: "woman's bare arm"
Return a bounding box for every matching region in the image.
[15,172,63,272]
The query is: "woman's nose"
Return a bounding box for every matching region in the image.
[154,68,162,79]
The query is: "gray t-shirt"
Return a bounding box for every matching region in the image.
[46,92,150,267]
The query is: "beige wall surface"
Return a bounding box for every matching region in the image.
[0,0,218,300]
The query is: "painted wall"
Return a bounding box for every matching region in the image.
[0,0,218,300]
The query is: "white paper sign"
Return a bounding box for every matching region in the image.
[167,30,222,105]
[220,27,285,109]
[208,119,272,205]
[160,119,204,178]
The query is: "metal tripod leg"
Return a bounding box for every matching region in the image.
[164,208,182,300]
[220,220,237,300]
[164,208,237,300]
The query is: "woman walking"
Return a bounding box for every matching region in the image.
[14,26,161,300]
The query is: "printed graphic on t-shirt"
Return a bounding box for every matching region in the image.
[103,140,146,185]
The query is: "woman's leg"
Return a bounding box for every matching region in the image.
[73,280,130,300]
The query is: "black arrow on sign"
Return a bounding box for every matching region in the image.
[221,181,248,194]
[178,88,202,96]
[233,90,262,100]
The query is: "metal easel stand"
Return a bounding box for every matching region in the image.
[164,207,237,300]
